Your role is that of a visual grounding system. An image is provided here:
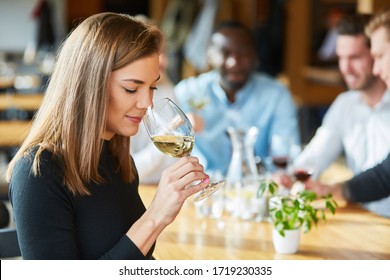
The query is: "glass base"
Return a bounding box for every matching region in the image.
[193,180,225,203]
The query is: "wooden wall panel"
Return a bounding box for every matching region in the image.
[67,0,103,30]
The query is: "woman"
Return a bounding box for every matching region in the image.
[6,12,210,260]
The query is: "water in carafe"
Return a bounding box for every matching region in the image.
[225,126,263,220]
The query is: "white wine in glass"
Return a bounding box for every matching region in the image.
[143,98,225,202]
[151,135,194,158]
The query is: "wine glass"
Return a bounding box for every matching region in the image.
[270,134,291,172]
[268,134,291,194]
[143,98,225,202]
[290,160,314,196]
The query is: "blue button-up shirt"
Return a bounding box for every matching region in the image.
[174,70,300,174]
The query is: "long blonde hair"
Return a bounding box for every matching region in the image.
[7,12,164,195]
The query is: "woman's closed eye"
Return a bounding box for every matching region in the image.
[124,87,136,94]
[123,86,158,94]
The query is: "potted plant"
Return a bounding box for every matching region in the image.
[257,179,337,254]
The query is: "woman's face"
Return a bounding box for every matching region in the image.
[104,54,160,139]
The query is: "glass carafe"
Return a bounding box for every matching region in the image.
[225,126,261,219]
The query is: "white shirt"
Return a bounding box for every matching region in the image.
[294,89,390,217]
[130,75,178,184]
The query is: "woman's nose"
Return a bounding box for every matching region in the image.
[137,91,153,109]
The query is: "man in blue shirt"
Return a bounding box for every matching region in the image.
[174,21,300,174]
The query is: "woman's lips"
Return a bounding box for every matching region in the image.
[126,115,142,123]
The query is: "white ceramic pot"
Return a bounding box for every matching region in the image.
[272,228,301,254]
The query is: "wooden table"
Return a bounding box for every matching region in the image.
[0,94,43,147]
[0,94,43,111]
[139,185,390,260]
[0,121,31,146]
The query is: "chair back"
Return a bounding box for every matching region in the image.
[0,228,21,259]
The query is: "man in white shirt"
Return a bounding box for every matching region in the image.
[294,14,390,217]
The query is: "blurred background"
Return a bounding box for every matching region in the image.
[0,0,388,192]
[1,0,389,141]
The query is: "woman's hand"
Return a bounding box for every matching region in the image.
[147,156,209,226]
[127,156,209,256]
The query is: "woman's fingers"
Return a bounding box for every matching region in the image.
[157,156,210,205]
[148,155,214,227]
[162,156,196,175]
[162,156,207,187]
[182,177,210,197]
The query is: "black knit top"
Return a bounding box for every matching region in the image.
[9,141,154,259]
[345,153,390,203]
